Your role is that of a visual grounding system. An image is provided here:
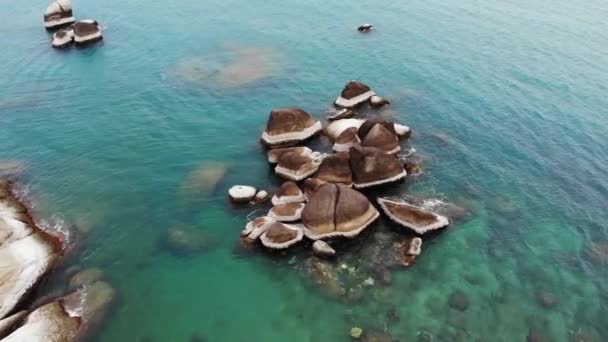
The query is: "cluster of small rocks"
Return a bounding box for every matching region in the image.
[44,0,102,48]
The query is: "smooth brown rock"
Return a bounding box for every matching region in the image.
[378,197,449,235]
[315,152,352,185]
[271,181,306,205]
[261,108,322,146]
[260,222,303,249]
[349,146,406,188]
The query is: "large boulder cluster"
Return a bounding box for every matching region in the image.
[44,0,103,48]
[0,178,115,341]
[230,81,451,257]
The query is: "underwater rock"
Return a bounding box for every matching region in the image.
[301,257,345,299]
[327,108,354,121]
[43,0,75,29]
[448,290,469,311]
[335,81,375,108]
[271,181,306,205]
[333,127,361,153]
[315,152,352,186]
[301,184,379,240]
[403,154,424,176]
[378,197,449,234]
[362,330,393,342]
[527,330,550,342]
[350,146,406,189]
[267,146,312,164]
[350,327,364,339]
[358,121,400,154]
[386,306,400,323]
[589,242,608,263]
[260,222,303,249]
[357,24,374,32]
[164,225,212,254]
[369,96,390,108]
[73,20,103,45]
[228,185,257,203]
[261,108,322,147]
[312,240,335,257]
[180,162,228,196]
[536,290,557,308]
[274,149,324,181]
[51,27,74,48]
[268,202,305,222]
[190,332,207,342]
[69,267,104,289]
[394,237,423,267]
[0,161,24,178]
[489,196,520,218]
[0,182,63,319]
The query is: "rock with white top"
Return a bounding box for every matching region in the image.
[51,27,74,48]
[268,202,305,222]
[43,0,75,30]
[260,222,304,249]
[369,95,390,108]
[357,24,374,32]
[260,108,322,147]
[271,181,306,206]
[254,190,270,203]
[73,20,103,46]
[335,81,375,108]
[228,185,257,203]
[378,197,449,234]
[312,240,335,257]
[325,118,365,140]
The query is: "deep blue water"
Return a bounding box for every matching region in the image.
[2,0,608,341]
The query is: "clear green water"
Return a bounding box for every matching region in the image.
[2,0,608,341]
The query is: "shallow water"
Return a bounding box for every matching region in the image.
[2,0,608,341]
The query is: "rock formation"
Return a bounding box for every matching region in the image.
[377,198,449,234]
[260,108,322,147]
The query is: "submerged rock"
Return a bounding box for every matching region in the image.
[378,197,449,235]
[301,184,379,240]
[73,20,103,46]
[350,326,364,338]
[164,225,212,254]
[536,290,557,308]
[448,290,469,311]
[180,162,228,196]
[43,0,75,29]
[261,108,322,147]
[69,267,104,289]
[0,160,24,178]
[335,81,375,108]
[301,257,345,299]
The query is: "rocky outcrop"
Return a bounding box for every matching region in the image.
[51,28,74,48]
[335,81,375,108]
[301,178,327,200]
[274,150,324,181]
[358,121,400,154]
[43,0,75,30]
[301,184,379,240]
[369,95,389,108]
[326,118,365,140]
[349,146,407,188]
[242,216,274,240]
[164,225,213,254]
[260,222,304,249]
[73,20,103,45]
[260,108,322,147]
[377,198,449,234]
[268,202,305,222]
[315,152,352,186]
[228,185,257,203]
[327,108,353,121]
[3,280,115,342]
[267,146,312,164]
[333,127,361,153]
[0,180,63,320]
[357,24,374,32]
[271,181,305,205]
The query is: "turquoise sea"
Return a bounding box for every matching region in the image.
[2,0,608,341]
